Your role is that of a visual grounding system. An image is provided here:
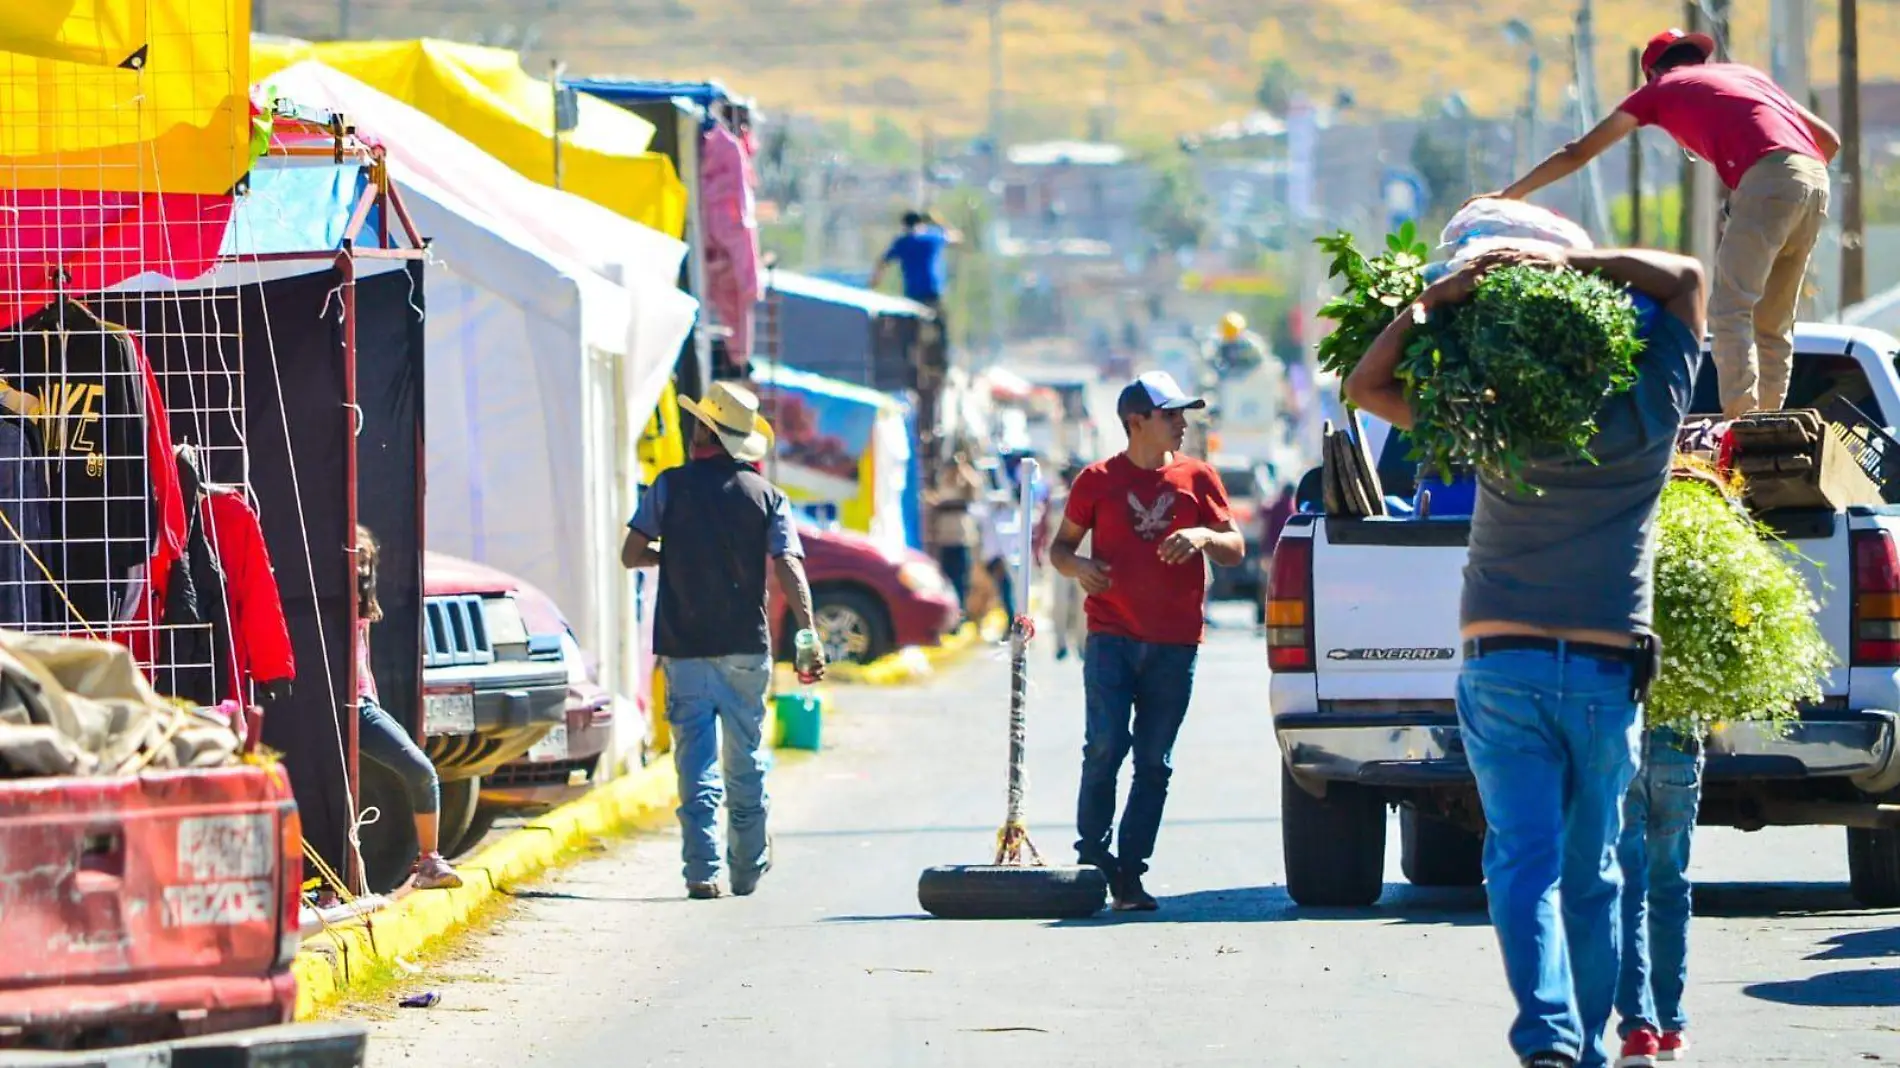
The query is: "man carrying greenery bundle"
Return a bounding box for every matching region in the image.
[1345,244,1706,1068]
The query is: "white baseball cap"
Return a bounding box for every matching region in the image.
[1116,371,1207,419]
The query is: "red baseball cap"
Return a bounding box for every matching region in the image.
[1641,28,1716,72]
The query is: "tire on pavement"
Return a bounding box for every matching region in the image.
[917,864,1108,919]
[1399,806,1485,887]
[1281,763,1387,908]
[1848,826,1900,908]
[358,759,420,894]
[437,774,482,859]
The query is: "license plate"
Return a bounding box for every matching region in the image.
[527,723,568,762]
[423,692,475,736]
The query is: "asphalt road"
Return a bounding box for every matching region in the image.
[362,608,1900,1067]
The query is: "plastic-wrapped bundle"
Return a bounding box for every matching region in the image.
[1439,197,1594,269]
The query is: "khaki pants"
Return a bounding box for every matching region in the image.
[1711,153,1830,419]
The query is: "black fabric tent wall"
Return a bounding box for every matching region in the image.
[89,263,425,885]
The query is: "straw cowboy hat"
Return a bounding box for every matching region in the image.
[679,381,775,463]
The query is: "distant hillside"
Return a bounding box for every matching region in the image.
[261,0,1895,148]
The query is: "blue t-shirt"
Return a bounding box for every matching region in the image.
[1462,290,1701,633]
[883,227,949,302]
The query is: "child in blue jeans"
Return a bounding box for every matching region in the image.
[1615,728,1705,1066]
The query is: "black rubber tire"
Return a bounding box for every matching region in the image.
[814,586,895,665]
[358,759,420,895]
[1399,806,1486,887]
[1848,827,1900,908]
[917,864,1108,919]
[437,775,482,859]
[1281,764,1387,908]
[455,803,504,857]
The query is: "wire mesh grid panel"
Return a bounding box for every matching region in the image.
[0,2,254,706]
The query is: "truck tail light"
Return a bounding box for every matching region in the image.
[1853,528,1900,666]
[1266,535,1314,672]
[277,804,305,969]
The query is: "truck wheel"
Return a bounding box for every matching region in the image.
[1281,764,1387,908]
[437,775,482,858]
[1399,807,1485,887]
[917,864,1108,919]
[358,760,420,894]
[1847,827,1900,908]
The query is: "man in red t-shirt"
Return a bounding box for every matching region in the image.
[1485,28,1839,420]
[1049,371,1244,911]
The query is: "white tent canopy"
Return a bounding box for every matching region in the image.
[268,64,698,725]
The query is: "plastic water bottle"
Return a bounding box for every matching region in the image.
[794,629,823,685]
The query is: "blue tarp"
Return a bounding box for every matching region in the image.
[567,78,741,112]
[221,163,389,257]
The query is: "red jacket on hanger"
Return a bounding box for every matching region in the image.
[201,487,295,697]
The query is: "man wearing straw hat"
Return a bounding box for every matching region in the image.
[623,380,824,900]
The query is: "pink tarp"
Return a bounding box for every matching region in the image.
[0,188,233,329]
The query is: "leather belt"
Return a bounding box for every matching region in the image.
[1462,635,1642,664]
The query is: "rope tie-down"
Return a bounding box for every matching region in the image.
[918,462,1108,919]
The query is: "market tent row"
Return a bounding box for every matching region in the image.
[106,151,427,890]
[251,37,687,237]
[264,64,698,732]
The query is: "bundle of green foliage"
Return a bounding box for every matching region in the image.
[1314,223,1428,384]
[1314,228,1644,487]
[1649,477,1833,737]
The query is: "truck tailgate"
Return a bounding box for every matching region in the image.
[1312,519,1468,702]
[1311,515,1852,703]
[0,764,297,998]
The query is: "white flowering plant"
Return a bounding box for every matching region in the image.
[1649,475,1835,737]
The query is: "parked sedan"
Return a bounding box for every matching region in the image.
[771,524,961,665]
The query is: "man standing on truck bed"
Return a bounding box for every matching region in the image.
[1484,27,1836,421]
[1344,245,1707,1068]
[1049,371,1245,911]
[622,381,824,900]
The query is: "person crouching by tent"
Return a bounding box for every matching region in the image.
[355,524,462,891]
[622,381,825,900]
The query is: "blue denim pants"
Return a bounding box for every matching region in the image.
[1617,728,1705,1037]
[663,654,773,886]
[1076,634,1198,877]
[1456,648,1643,1068]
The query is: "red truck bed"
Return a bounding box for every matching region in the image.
[0,763,307,1051]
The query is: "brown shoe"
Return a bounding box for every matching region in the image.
[412,852,463,890]
[686,881,724,900]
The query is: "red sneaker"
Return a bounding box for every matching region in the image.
[1657,1032,1689,1062]
[1619,1027,1661,1068]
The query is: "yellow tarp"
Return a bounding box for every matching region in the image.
[0,0,250,195]
[252,38,687,237]
[0,2,145,67]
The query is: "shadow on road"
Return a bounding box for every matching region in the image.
[1804,926,1900,962]
[499,888,689,905]
[1744,967,1900,1008]
[1080,884,1492,926]
[1689,881,1867,917]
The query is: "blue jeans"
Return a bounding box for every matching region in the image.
[1617,729,1705,1036]
[663,654,773,886]
[358,696,439,815]
[1457,648,1643,1068]
[1076,634,1197,877]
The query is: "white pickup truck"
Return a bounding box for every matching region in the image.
[1270,324,1900,909]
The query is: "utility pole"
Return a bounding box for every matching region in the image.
[1842,0,1865,307]
[338,0,350,38]
[253,0,268,34]
[985,0,1006,364]
[1628,47,1643,245]
[550,60,567,191]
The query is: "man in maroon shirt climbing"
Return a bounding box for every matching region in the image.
[1484,28,1840,420]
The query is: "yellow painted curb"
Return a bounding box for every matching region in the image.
[804,613,1000,688]
[291,756,679,1019]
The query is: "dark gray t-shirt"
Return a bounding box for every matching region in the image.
[1461,295,1702,633]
